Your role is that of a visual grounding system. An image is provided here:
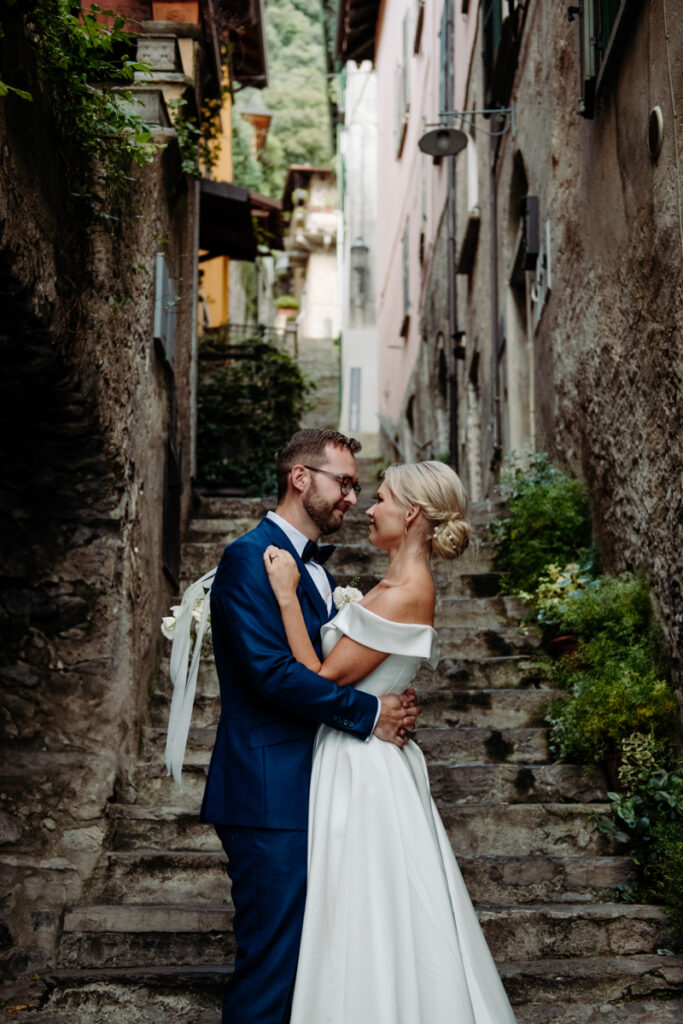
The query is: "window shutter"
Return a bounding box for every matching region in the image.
[578,0,597,118]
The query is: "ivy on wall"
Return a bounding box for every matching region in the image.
[4,2,165,217]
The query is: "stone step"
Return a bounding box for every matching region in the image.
[156,654,548,703]
[94,849,634,907]
[415,655,549,691]
[437,624,539,657]
[436,594,527,624]
[179,538,496,582]
[142,723,551,767]
[108,802,614,857]
[331,568,505,599]
[192,495,273,519]
[58,902,669,969]
[428,762,607,804]
[190,495,502,529]
[460,854,637,906]
[149,684,557,733]
[438,803,615,858]
[31,968,226,1024]
[480,903,670,961]
[21,969,683,1024]
[500,954,683,1010]
[514,997,683,1024]
[177,566,505,600]
[131,759,605,813]
[416,725,550,764]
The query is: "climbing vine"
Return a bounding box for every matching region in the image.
[3,2,159,218]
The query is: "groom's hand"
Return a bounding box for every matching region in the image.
[375,690,421,748]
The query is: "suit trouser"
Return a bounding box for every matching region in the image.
[215,825,308,1024]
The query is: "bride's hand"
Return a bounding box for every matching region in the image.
[263,545,300,605]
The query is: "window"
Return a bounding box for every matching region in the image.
[482,0,524,109]
[439,0,454,117]
[457,132,480,274]
[400,219,410,336]
[154,251,178,368]
[574,0,641,118]
[413,0,425,53]
[395,10,411,157]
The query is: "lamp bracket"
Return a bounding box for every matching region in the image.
[427,104,515,138]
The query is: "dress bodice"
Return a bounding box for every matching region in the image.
[321,602,439,698]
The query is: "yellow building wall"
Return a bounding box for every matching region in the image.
[199,66,234,330]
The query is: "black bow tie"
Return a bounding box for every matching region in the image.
[302,539,336,565]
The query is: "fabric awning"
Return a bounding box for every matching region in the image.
[199,180,257,261]
[199,180,284,260]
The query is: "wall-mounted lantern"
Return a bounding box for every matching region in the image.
[418,127,468,157]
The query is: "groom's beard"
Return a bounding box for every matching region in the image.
[303,480,345,536]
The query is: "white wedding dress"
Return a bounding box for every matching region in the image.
[290,602,517,1024]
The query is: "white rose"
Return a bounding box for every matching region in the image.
[161,615,177,639]
[192,593,210,627]
[333,586,363,610]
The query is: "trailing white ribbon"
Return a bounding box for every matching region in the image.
[165,566,217,783]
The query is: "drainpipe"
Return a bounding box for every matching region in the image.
[447,150,459,474]
[488,138,501,493]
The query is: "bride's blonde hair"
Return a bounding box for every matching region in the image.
[383,461,471,560]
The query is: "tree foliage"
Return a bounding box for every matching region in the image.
[233,0,332,197]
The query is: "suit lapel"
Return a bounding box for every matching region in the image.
[257,517,330,623]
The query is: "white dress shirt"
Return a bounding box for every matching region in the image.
[266,510,381,733]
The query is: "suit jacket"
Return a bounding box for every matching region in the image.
[200,516,379,829]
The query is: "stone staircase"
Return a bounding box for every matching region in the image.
[33,473,683,1021]
[296,334,340,431]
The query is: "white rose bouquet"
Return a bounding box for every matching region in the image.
[161,589,211,642]
[162,566,216,784]
[333,585,363,610]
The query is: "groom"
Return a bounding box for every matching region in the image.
[200,429,419,1024]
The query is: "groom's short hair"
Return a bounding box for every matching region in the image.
[275,429,362,500]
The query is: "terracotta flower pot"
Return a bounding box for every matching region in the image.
[548,634,578,658]
[152,1,200,24]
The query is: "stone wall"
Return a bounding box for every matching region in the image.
[0,8,195,986]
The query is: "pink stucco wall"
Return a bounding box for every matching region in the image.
[375,0,478,426]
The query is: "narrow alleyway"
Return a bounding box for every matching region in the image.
[31,465,683,1022]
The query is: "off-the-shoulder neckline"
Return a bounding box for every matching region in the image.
[333,600,437,637]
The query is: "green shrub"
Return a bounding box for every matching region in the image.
[489,452,593,594]
[547,649,676,763]
[547,573,656,647]
[494,451,681,946]
[531,560,597,634]
[601,753,683,949]
[646,818,683,946]
[197,340,312,493]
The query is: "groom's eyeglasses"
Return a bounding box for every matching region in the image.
[303,465,361,497]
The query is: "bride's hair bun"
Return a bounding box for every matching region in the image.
[383,461,471,561]
[431,514,471,560]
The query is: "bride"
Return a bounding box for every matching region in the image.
[263,461,517,1024]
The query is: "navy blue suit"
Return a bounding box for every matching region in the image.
[200,517,378,1022]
